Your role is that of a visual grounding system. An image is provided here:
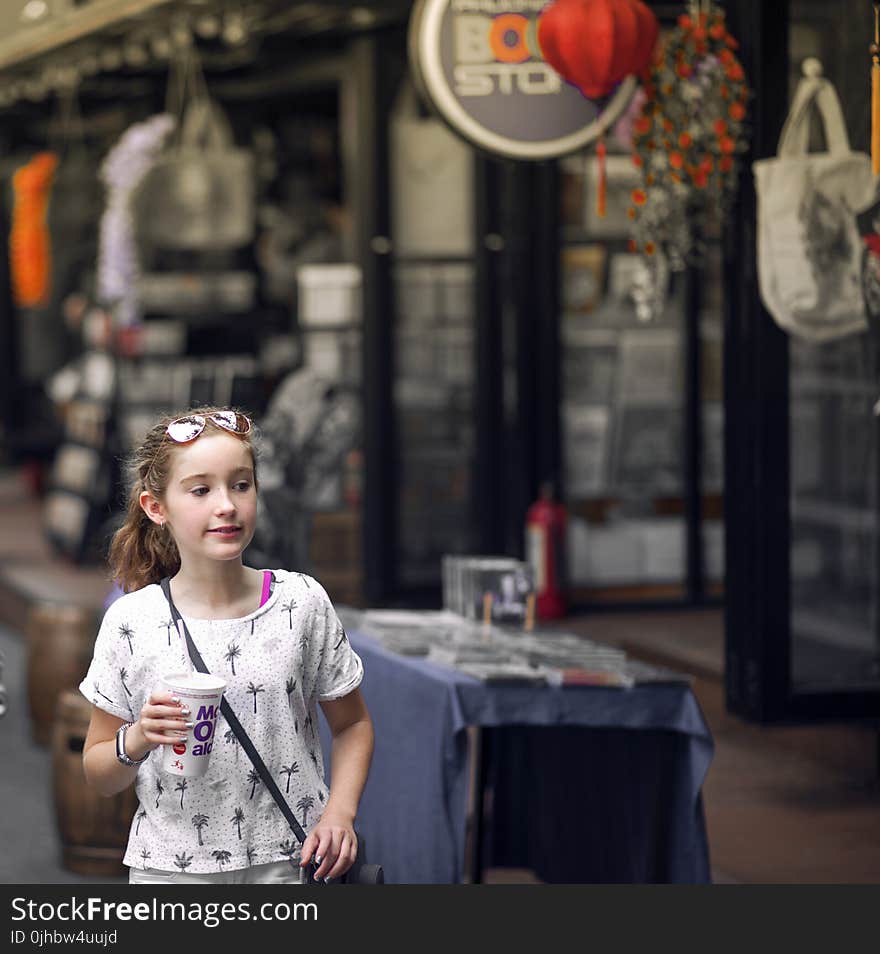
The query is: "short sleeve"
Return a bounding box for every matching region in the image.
[78,600,137,721]
[312,583,364,701]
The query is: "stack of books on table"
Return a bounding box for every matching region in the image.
[355,609,464,656]
[344,608,691,688]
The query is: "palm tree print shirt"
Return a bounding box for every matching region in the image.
[79,571,363,874]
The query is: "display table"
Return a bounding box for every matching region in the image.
[320,629,714,884]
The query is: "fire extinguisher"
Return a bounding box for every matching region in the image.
[525,482,568,620]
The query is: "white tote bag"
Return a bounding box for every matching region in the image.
[753,59,879,342]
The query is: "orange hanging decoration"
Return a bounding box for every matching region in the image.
[627,3,749,270]
[538,0,659,100]
[872,3,880,175]
[9,152,58,308]
[596,136,607,217]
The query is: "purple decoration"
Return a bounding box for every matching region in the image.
[97,114,175,327]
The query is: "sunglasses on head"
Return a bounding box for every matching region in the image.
[165,411,252,444]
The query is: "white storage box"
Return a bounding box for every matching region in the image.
[568,521,644,585]
[636,518,685,582]
[297,264,362,326]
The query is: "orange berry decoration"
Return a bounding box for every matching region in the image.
[627,3,748,269]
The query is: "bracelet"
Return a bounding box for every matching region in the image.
[115,722,149,767]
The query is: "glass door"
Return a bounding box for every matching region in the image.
[386,76,480,595]
[724,0,880,721]
[787,4,880,696]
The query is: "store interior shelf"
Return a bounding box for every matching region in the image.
[791,374,879,397]
[570,582,724,605]
[297,323,362,334]
[792,498,878,533]
[568,493,724,523]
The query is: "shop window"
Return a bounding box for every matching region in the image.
[558,143,722,605]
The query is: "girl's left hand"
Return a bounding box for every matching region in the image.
[300,814,357,883]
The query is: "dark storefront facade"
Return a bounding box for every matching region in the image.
[0,0,877,727]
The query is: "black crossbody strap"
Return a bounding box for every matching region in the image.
[160,577,308,845]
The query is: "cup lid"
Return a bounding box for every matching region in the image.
[161,672,226,694]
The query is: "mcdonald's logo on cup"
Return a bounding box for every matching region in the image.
[160,672,226,778]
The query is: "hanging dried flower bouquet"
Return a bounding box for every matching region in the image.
[628,2,750,273]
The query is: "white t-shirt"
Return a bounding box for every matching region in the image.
[79,570,363,874]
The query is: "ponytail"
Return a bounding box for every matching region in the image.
[107,481,180,593]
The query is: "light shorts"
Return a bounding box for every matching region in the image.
[129,860,308,885]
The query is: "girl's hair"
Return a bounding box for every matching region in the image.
[107,406,259,593]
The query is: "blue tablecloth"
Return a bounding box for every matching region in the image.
[320,629,714,884]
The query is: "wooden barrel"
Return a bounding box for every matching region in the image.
[26,601,99,746]
[51,689,138,876]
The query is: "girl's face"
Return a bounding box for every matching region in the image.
[159,432,258,569]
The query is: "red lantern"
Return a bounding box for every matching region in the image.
[538,0,659,100]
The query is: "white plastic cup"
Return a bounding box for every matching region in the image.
[159,672,226,778]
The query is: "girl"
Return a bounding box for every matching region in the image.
[79,407,373,884]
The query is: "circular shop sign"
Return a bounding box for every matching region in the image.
[409,0,637,161]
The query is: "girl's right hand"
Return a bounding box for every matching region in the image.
[127,691,193,759]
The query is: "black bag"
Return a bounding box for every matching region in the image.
[160,578,383,884]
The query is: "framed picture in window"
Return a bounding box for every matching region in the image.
[610,405,682,492]
[616,329,681,405]
[562,403,611,498]
[562,329,618,405]
[562,244,606,314]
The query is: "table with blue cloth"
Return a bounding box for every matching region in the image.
[320,629,714,884]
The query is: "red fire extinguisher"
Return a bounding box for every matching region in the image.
[525,482,568,620]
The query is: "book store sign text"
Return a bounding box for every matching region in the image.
[409,0,637,160]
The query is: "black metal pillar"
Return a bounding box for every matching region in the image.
[499,159,561,556]
[723,0,791,721]
[533,160,562,498]
[473,154,506,556]
[683,265,705,603]
[349,33,398,604]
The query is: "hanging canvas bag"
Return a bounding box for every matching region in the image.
[753,58,879,342]
[133,46,255,251]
